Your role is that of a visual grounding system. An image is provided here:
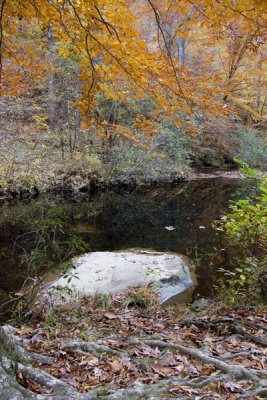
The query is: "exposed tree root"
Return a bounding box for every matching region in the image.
[243,320,267,333]
[140,339,260,381]
[17,363,77,394]
[231,324,267,347]
[178,317,267,346]
[217,350,255,359]
[63,340,127,356]
[1,323,267,399]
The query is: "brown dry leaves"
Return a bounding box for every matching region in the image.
[15,292,267,398]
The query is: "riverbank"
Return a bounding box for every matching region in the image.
[0,166,244,204]
[1,290,267,399]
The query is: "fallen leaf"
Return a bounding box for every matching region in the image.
[150,364,175,377]
[164,226,176,231]
[108,358,122,373]
[104,312,118,320]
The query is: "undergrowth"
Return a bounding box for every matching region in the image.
[214,160,267,305]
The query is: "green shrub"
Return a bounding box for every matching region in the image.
[215,161,267,304]
[14,206,90,275]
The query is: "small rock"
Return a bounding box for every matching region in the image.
[191,297,212,310]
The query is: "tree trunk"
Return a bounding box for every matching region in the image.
[178,36,186,66]
[47,25,55,130]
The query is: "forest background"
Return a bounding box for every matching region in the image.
[0,0,266,194]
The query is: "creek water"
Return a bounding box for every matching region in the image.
[0,176,251,306]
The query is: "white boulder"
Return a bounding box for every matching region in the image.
[43,250,196,306]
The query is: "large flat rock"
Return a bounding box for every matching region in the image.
[44,250,196,306]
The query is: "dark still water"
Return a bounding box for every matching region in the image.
[0,177,250,302]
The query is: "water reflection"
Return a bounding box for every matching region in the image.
[0,177,249,299]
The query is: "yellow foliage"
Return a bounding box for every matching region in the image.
[0,0,266,130]
[230,96,263,122]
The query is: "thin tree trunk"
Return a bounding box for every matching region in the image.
[178,36,186,66]
[47,25,55,129]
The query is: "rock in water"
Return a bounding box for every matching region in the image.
[43,250,196,306]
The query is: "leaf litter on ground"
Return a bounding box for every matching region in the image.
[12,289,267,399]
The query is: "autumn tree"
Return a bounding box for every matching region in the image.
[0,0,266,132]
